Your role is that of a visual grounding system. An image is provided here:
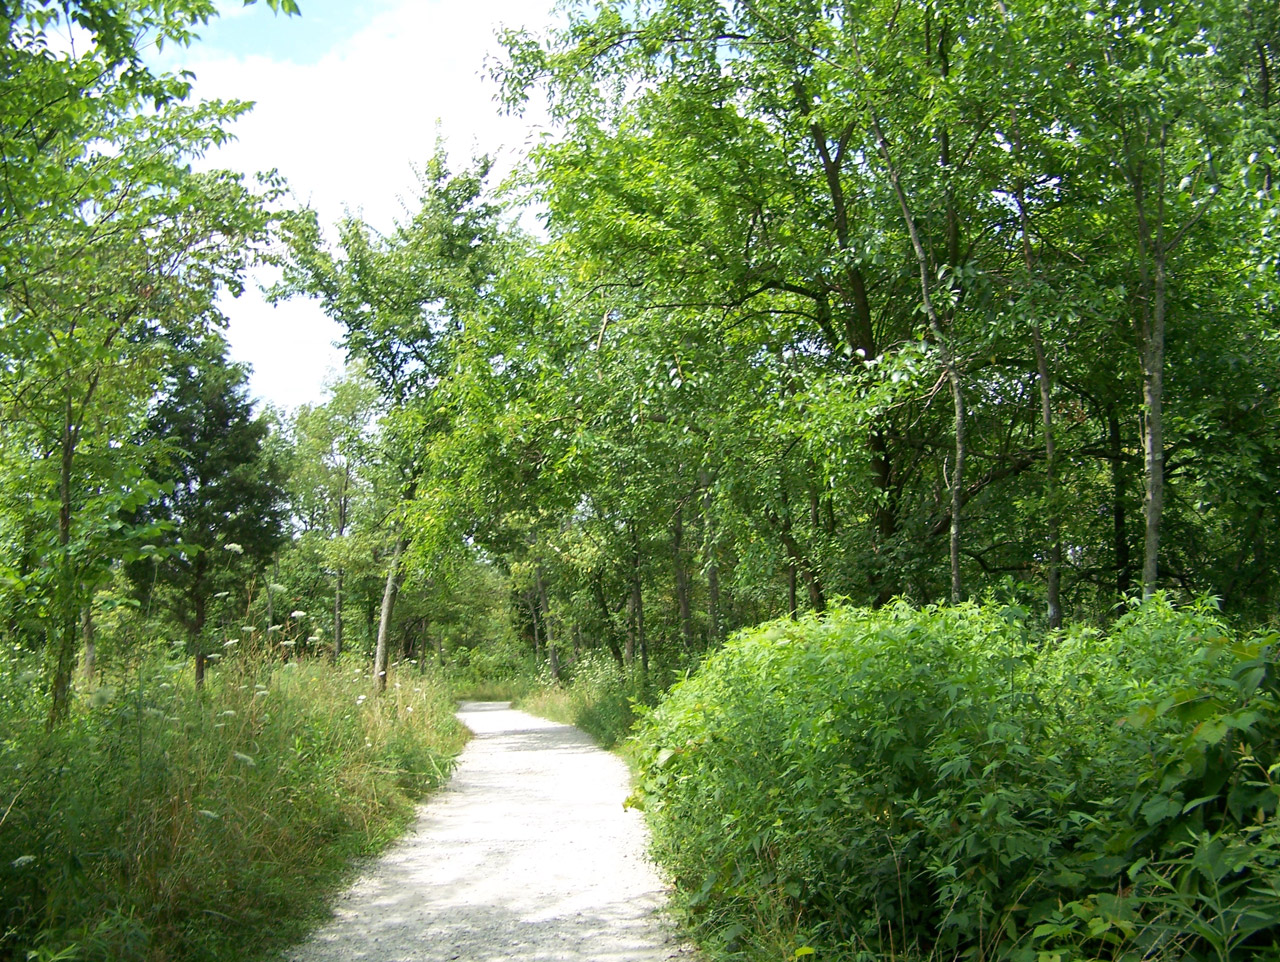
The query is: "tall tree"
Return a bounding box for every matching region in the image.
[125,337,287,685]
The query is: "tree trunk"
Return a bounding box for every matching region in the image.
[332,466,349,662]
[80,604,95,683]
[332,567,344,662]
[536,566,560,681]
[593,574,625,664]
[192,589,209,685]
[266,556,277,627]
[1015,181,1062,629]
[1140,254,1166,597]
[867,111,966,603]
[699,469,721,644]
[528,592,542,660]
[1032,327,1063,629]
[627,527,645,671]
[1110,408,1132,597]
[671,505,695,652]
[47,399,78,729]
[373,537,407,693]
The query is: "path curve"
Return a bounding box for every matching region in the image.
[287,702,693,962]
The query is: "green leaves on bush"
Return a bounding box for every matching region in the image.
[633,597,1280,961]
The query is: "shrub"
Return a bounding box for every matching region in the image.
[632,597,1280,961]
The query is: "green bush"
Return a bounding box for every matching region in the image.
[632,598,1280,961]
[0,652,466,962]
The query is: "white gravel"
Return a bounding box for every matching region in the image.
[286,702,695,962]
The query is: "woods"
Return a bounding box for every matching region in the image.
[2,0,1279,959]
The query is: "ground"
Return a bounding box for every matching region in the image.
[287,701,695,962]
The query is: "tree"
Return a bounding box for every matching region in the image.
[276,151,509,689]
[125,336,286,685]
[289,365,379,661]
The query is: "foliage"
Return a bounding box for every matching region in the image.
[0,0,289,724]
[0,643,464,962]
[518,649,657,749]
[124,336,288,680]
[632,597,1280,961]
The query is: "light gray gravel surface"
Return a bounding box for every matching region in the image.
[287,701,694,962]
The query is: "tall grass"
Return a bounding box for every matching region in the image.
[0,644,466,962]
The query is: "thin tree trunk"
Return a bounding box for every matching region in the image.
[373,537,407,693]
[866,111,967,603]
[628,526,645,672]
[332,466,349,662]
[1140,254,1166,597]
[1014,182,1063,629]
[266,556,277,627]
[1110,408,1133,597]
[80,604,95,683]
[536,567,559,681]
[192,591,209,686]
[594,574,625,664]
[671,505,695,652]
[1033,327,1063,628]
[529,592,542,660]
[47,400,78,729]
[700,469,721,644]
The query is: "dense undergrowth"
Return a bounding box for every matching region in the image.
[0,648,466,962]
[516,652,659,749]
[632,597,1280,962]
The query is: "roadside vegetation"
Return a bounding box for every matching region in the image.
[0,634,463,962]
[632,598,1280,962]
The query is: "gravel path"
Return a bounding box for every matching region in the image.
[286,701,694,962]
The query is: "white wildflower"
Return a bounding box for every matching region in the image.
[223,543,244,555]
[290,610,307,619]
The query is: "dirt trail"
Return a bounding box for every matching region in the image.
[286,701,693,962]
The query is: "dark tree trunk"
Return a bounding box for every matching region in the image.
[699,469,722,644]
[536,567,559,680]
[671,505,695,652]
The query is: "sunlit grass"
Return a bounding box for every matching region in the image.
[0,648,466,962]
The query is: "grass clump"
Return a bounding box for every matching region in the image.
[0,649,465,962]
[632,596,1280,962]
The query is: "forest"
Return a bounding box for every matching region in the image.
[2,0,1279,959]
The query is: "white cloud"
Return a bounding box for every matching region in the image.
[177,0,555,410]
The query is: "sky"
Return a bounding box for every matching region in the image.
[154,0,557,411]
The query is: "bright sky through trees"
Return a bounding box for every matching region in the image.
[156,0,554,410]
